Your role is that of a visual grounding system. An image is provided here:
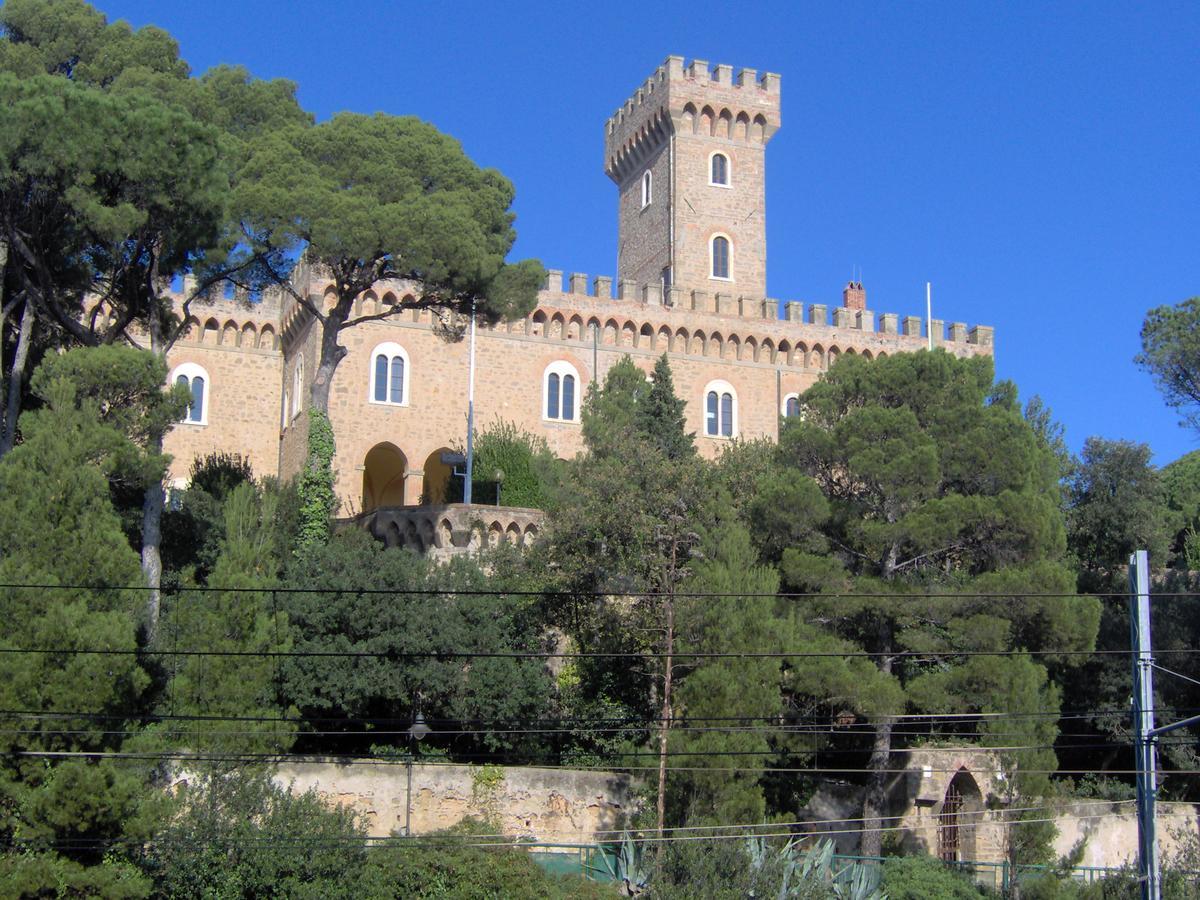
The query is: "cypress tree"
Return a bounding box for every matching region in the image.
[637,354,694,460]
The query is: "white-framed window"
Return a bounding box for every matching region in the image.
[782,393,802,418]
[710,234,732,280]
[703,379,737,438]
[368,341,410,406]
[544,360,581,422]
[291,357,304,421]
[170,362,209,426]
[641,170,652,208]
[709,151,730,186]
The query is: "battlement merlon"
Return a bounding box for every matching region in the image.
[604,56,782,183]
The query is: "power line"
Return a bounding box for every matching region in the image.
[8,749,1193,777]
[0,645,1181,660]
[4,581,1198,600]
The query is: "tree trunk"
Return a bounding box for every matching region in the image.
[860,714,895,857]
[656,593,674,852]
[142,301,168,642]
[861,625,895,858]
[141,429,165,642]
[0,297,34,458]
[309,302,349,413]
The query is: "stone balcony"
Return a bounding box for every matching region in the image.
[350,503,545,560]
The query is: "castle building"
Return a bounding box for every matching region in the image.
[161,56,994,528]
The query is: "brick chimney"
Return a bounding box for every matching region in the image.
[842,281,866,310]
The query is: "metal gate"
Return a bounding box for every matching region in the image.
[938,781,963,861]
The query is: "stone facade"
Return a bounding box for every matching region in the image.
[159,57,994,517]
[801,748,1200,874]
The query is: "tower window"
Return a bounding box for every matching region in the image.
[641,170,652,208]
[544,361,581,422]
[783,394,801,417]
[710,152,729,186]
[368,342,410,406]
[711,235,731,280]
[170,363,209,426]
[703,380,737,438]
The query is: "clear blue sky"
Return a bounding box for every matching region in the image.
[97,0,1200,466]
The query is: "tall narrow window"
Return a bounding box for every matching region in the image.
[170,363,210,425]
[710,152,729,185]
[292,359,303,420]
[547,372,560,419]
[561,373,575,420]
[641,170,652,208]
[373,354,388,402]
[784,395,801,417]
[711,235,730,279]
[544,361,581,422]
[703,380,737,438]
[368,342,410,406]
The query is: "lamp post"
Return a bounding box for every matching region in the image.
[464,300,477,505]
[494,468,505,507]
[405,712,431,837]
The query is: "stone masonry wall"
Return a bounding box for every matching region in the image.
[161,297,283,486]
[271,759,636,843]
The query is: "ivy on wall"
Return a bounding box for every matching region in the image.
[295,409,336,553]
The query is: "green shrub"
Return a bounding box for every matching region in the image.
[446,420,558,509]
[881,855,989,899]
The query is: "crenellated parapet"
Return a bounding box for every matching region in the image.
[526,268,994,366]
[164,283,284,353]
[605,55,781,182]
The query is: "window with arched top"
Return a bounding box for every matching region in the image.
[710,152,730,186]
[544,361,581,422]
[641,170,652,208]
[170,363,209,425]
[703,380,737,438]
[368,342,410,406]
[782,393,801,418]
[711,235,731,280]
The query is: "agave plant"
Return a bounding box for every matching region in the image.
[745,835,887,900]
[589,831,651,897]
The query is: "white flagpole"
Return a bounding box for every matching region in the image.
[926,282,933,351]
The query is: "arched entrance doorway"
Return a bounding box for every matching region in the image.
[362,443,408,513]
[421,448,455,506]
[938,767,982,863]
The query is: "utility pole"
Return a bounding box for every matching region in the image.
[1129,550,1159,899]
[1130,548,1200,899]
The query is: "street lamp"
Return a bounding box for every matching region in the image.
[494,468,505,507]
[405,712,431,837]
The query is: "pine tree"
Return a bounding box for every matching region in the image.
[0,370,154,892]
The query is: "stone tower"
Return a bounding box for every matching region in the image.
[605,56,781,301]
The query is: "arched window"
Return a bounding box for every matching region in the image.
[170,363,209,425]
[711,235,731,280]
[368,342,410,406]
[710,152,729,186]
[544,361,581,422]
[782,393,801,418]
[703,380,737,438]
[641,170,652,208]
